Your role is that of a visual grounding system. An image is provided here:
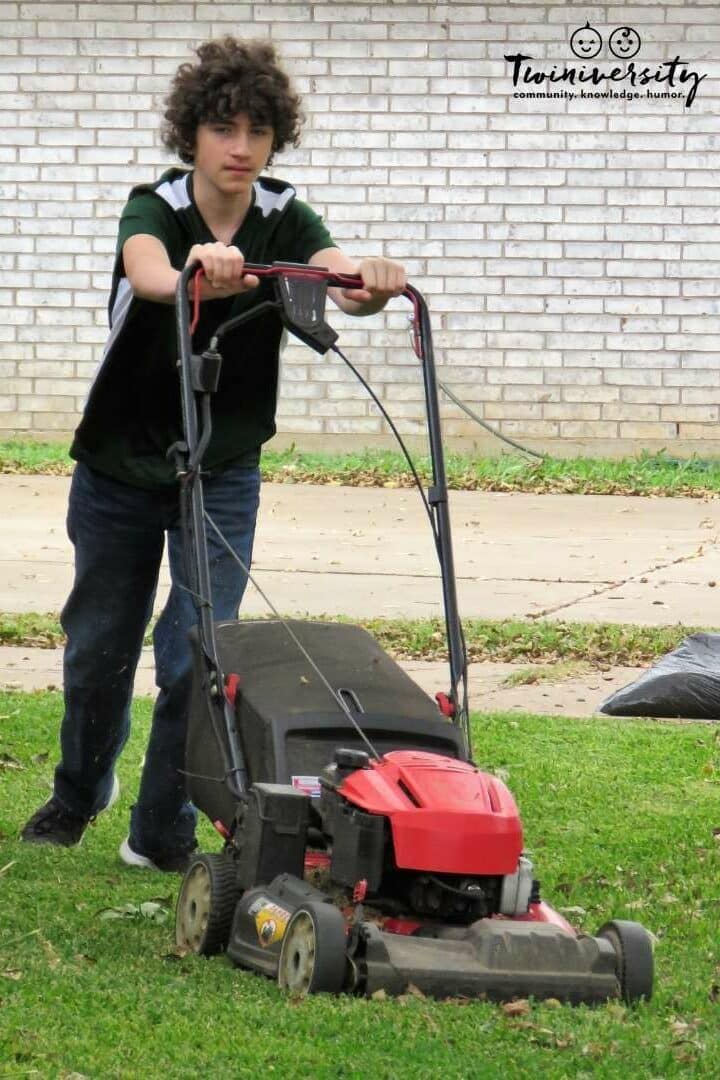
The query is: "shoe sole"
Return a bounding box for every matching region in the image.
[103,773,121,813]
[118,837,194,874]
[119,836,161,871]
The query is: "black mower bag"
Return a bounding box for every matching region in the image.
[186,619,465,828]
[600,631,720,719]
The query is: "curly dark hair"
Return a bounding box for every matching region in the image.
[161,38,303,165]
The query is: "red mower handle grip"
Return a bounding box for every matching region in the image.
[184,259,418,343]
[243,261,366,291]
[184,258,412,299]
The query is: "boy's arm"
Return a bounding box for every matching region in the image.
[309,248,406,316]
[123,235,403,312]
[122,235,260,303]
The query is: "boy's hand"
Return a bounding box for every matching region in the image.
[340,257,406,305]
[186,242,260,297]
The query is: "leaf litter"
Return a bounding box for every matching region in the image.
[97,899,171,924]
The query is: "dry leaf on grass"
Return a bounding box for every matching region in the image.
[581,1042,604,1058]
[0,752,23,770]
[40,936,61,971]
[97,900,169,924]
[502,999,531,1017]
[669,1017,702,1040]
[163,945,191,961]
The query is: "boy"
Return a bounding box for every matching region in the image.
[21,38,405,871]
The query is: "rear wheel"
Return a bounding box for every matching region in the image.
[278,902,347,995]
[598,919,654,1004]
[176,853,238,956]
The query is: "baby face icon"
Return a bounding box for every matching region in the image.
[608,26,642,60]
[570,22,603,60]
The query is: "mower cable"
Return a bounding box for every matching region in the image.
[426,874,487,898]
[437,380,545,461]
[331,340,471,733]
[457,620,470,727]
[203,509,383,762]
[330,343,440,549]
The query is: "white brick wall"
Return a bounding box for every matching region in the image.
[1,0,719,454]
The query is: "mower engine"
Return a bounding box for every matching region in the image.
[318,748,532,923]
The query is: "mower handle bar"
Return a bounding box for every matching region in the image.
[181,257,412,300]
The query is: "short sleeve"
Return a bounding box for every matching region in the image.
[116,193,179,255]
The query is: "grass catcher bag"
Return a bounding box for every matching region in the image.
[600,632,720,720]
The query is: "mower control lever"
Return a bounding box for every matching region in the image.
[191,347,223,393]
[274,272,339,355]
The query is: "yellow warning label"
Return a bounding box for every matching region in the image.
[248,899,291,948]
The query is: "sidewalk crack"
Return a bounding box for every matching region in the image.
[527,537,718,620]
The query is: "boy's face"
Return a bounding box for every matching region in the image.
[193,113,274,198]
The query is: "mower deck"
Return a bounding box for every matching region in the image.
[222,869,623,1003]
[176,756,654,1006]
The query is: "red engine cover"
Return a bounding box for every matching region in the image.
[337,750,523,876]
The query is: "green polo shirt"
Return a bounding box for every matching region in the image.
[70,169,336,489]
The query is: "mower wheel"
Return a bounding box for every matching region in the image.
[277,902,347,996]
[598,919,654,1004]
[175,853,238,956]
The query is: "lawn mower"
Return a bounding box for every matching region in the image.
[172,259,654,1003]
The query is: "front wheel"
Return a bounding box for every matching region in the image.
[598,919,654,1004]
[277,902,348,995]
[176,853,238,956]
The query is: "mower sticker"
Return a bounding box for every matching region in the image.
[291,774,321,798]
[248,897,291,948]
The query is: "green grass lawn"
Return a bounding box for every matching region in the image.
[1,690,719,1078]
[0,611,702,667]
[3,440,720,497]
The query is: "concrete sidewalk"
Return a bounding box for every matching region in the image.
[2,474,720,622]
[2,474,719,714]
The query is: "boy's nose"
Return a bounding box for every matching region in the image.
[230,133,250,156]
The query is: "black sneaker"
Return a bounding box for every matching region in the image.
[119,836,195,875]
[20,775,120,847]
[20,797,89,846]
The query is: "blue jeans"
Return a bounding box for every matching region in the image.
[54,460,260,857]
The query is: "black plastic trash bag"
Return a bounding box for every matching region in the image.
[600,632,720,720]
